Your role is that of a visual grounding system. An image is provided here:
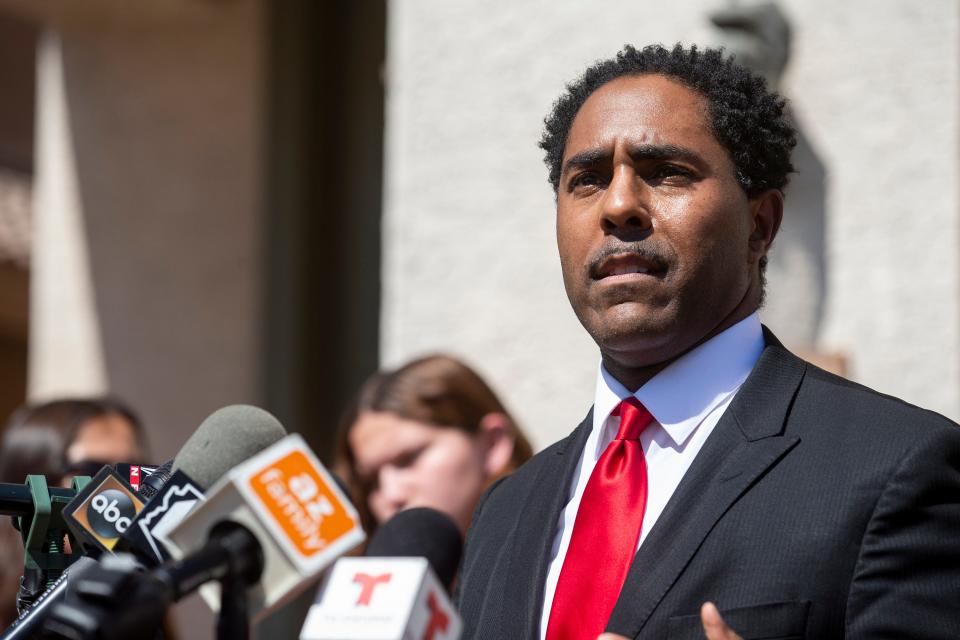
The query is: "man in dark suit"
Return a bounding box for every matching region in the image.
[455,43,960,640]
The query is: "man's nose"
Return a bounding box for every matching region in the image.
[601,166,651,233]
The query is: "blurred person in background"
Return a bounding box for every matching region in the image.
[0,397,147,486]
[336,354,533,537]
[0,397,148,630]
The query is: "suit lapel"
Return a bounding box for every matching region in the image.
[606,335,807,637]
[498,410,593,638]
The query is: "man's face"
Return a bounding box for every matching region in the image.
[557,74,773,372]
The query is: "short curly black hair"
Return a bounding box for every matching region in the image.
[539,43,797,196]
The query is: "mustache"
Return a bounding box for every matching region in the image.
[587,241,672,278]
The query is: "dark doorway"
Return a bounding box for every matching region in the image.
[263,2,385,462]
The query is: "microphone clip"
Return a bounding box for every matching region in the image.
[15,474,92,614]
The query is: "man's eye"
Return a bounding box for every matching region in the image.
[570,172,604,190]
[649,164,692,182]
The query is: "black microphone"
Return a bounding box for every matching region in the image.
[130,461,172,500]
[109,463,161,496]
[365,507,462,589]
[0,557,98,640]
[31,524,261,640]
[33,554,168,640]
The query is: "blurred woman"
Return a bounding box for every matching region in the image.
[336,354,533,537]
[0,397,146,487]
[0,397,148,630]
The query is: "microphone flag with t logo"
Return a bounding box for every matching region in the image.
[300,557,462,640]
[62,466,146,552]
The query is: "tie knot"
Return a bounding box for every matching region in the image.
[612,397,653,440]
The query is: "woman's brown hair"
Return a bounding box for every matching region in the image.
[335,354,533,534]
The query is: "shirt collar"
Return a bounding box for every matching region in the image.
[593,312,765,447]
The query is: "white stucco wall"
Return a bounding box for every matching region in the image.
[382,0,960,448]
[783,1,960,419]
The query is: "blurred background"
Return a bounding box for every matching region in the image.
[0,0,955,636]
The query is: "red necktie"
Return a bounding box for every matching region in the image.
[546,397,653,640]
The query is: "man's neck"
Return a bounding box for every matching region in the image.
[600,356,669,393]
[601,303,760,392]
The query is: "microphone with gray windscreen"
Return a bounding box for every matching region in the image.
[173,404,287,489]
[119,404,287,565]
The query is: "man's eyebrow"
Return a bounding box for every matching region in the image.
[627,143,702,164]
[561,143,703,176]
[562,148,612,175]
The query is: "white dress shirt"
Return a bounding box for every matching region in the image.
[538,313,765,638]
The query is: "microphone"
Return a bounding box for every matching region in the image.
[3,471,143,639]
[6,460,165,616]
[171,404,288,490]
[33,554,170,640]
[62,466,147,555]
[3,406,287,636]
[114,462,164,496]
[162,432,365,621]
[34,431,363,640]
[18,460,164,560]
[4,465,148,636]
[0,557,98,639]
[299,507,464,640]
[119,405,287,566]
[136,460,173,501]
[365,507,462,590]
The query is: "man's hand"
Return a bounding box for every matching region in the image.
[594,602,743,640]
[700,602,743,640]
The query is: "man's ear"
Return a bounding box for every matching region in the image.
[477,412,516,478]
[748,189,784,262]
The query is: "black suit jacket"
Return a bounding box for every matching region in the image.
[456,332,960,639]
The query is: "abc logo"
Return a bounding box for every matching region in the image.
[88,489,137,538]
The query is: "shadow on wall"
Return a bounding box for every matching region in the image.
[711,2,835,369]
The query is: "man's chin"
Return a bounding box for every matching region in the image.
[587,318,686,368]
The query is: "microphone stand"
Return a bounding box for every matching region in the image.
[156,520,264,640]
[35,521,264,640]
[1,475,91,613]
[217,573,250,640]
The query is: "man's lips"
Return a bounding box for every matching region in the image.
[591,252,666,281]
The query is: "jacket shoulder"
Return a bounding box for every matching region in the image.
[799,358,958,435]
